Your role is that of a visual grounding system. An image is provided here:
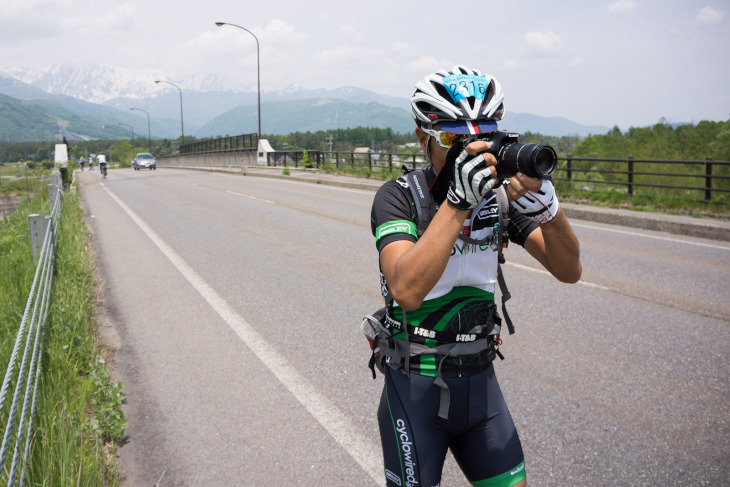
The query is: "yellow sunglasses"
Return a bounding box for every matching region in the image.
[420,126,469,149]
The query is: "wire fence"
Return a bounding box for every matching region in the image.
[0,173,63,486]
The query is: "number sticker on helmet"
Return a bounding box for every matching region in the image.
[443,74,488,103]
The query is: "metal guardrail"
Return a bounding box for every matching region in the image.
[0,173,63,485]
[559,155,730,202]
[265,150,428,172]
[179,133,257,155]
[163,139,730,204]
[273,152,730,204]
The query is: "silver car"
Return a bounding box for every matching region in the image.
[132,153,156,170]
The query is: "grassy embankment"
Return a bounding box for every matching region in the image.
[0,181,124,485]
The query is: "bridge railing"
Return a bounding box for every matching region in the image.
[160,139,730,205]
[557,155,730,204]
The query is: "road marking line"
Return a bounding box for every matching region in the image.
[226,190,275,204]
[571,222,730,251]
[101,185,383,485]
[506,262,612,291]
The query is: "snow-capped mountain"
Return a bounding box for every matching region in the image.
[0,64,414,131]
[0,64,249,104]
[0,64,611,141]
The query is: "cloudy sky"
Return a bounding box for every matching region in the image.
[0,0,727,129]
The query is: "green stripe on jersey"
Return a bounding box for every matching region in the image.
[375,220,417,248]
[394,287,495,328]
[471,461,526,486]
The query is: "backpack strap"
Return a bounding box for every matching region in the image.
[404,170,434,238]
[494,183,515,335]
[495,183,510,243]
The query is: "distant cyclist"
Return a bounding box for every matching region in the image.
[368,65,582,486]
[97,154,107,179]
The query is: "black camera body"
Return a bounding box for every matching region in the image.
[478,131,558,180]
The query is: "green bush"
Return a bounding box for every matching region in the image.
[302,150,312,168]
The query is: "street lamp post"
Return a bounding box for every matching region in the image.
[130,107,152,153]
[215,22,261,138]
[154,80,185,148]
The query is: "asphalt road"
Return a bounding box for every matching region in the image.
[78,168,729,486]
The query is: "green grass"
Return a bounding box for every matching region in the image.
[0,182,123,485]
[553,178,730,218]
[318,162,403,180]
[0,163,56,198]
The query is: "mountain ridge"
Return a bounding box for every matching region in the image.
[0,64,613,142]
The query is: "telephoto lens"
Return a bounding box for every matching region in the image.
[496,142,557,180]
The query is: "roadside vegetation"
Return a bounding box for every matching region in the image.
[0,163,55,198]
[0,183,124,485]
[535,120,730,216]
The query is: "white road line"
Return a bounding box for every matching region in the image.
[274,179,373,195]
[506,261,612,291]
[222,173,373,195]
[571,222,730,251]
[226,190,275,204]
[101,184,384,485]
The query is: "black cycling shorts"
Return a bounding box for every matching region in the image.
[378,366,526,487]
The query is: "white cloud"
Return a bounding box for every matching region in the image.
[391,42,413,54]
[567,56,583,68]
[336,24,366,44]
[405,57,457,76]
[58,3,138,35]
[500,59,522,71]
[262,19,308,47]
[524,31,564,55]
[313,45,381,66]
[607,0,639,13]
[188,19,307,55]
[0,0,69,19]
[696,7,724,25]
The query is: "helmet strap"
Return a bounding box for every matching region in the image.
[424,134,433,164]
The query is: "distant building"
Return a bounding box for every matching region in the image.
[257,139,275,166]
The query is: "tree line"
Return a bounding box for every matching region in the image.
[570,119,730,161]
[1,120,728,164]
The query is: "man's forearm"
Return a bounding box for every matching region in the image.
[382,204,469,310]
[540,208,582,282]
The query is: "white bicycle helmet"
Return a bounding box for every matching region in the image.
[411,65,505,135]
